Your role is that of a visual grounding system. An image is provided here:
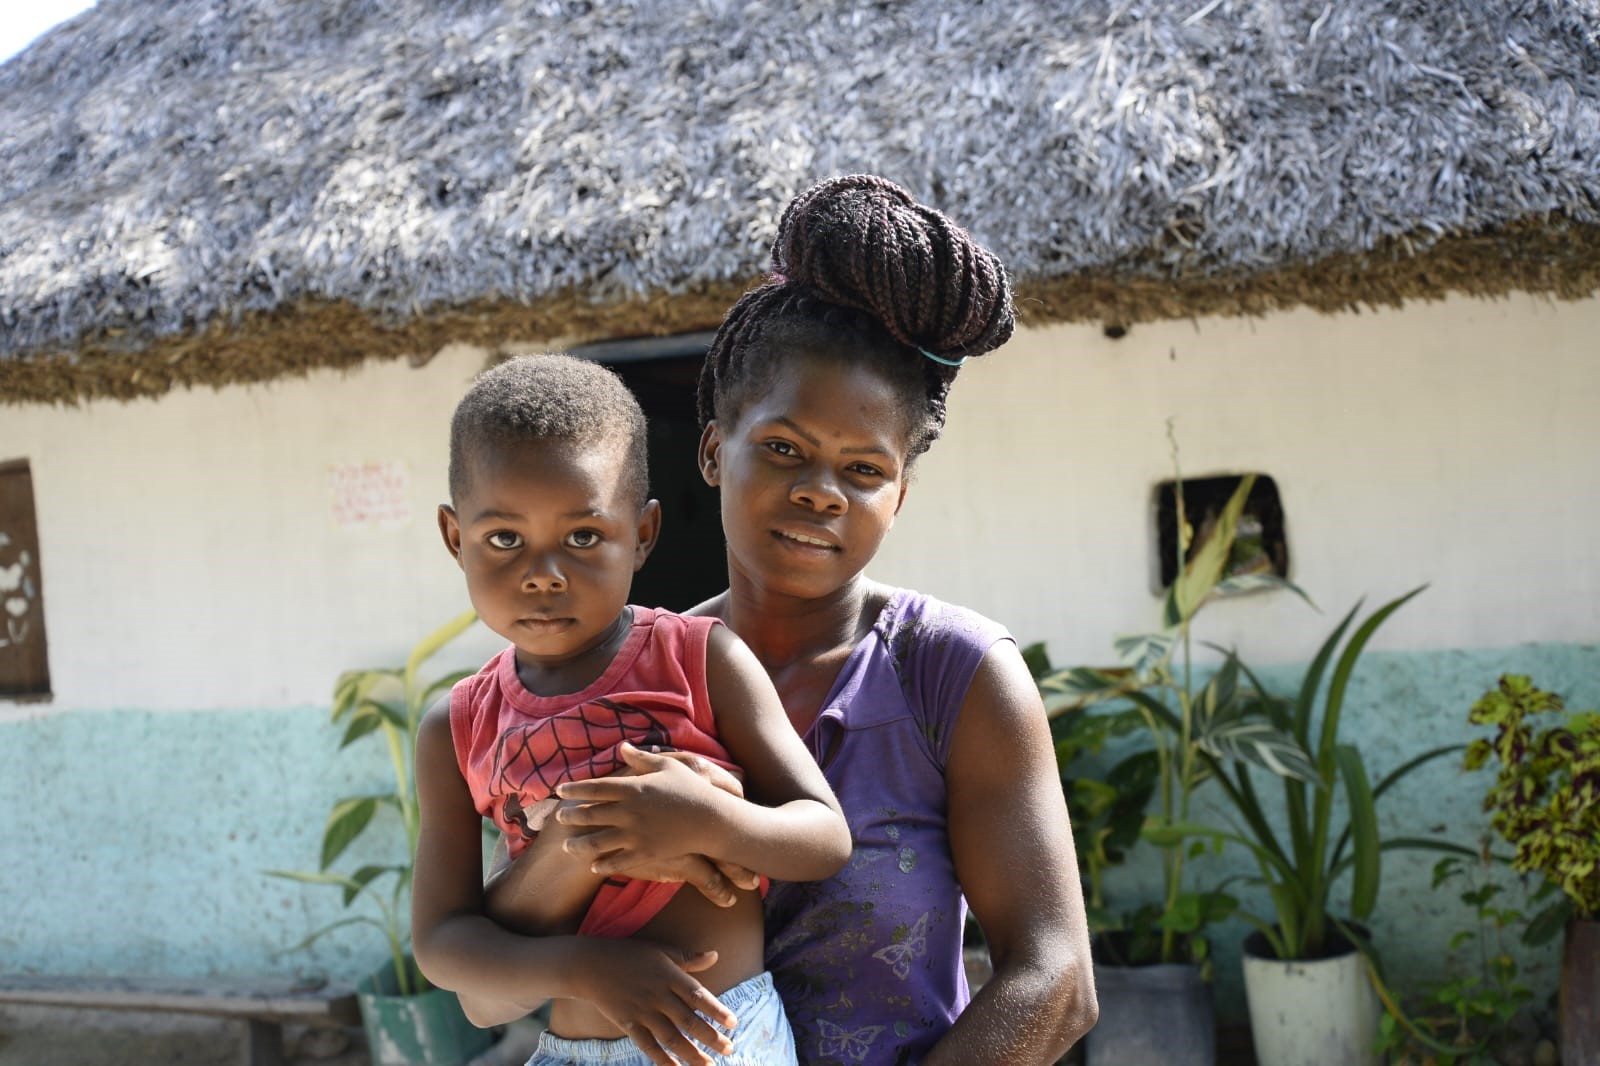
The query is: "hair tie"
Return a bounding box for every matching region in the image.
[919,347,967,368]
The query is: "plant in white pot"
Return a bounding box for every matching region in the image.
[1039,474,1317,1066]
[1152,587,1473,1066]
[269,609,494,1066]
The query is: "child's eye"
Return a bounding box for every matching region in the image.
[565,529,602,549]
[764,440,799,458]
[487,531,523,550]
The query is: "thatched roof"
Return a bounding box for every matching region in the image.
[3,0,1599,403]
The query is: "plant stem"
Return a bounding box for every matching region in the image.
[382,721,416,858]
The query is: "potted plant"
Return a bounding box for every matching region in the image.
[1150,585,1474,1066]
[1373,852,1541,1064]
[269,609,493,1066]
[1465,673,1600,1065]
[1038,473,1316,1066]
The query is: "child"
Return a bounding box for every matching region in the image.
[411,353,852,1066]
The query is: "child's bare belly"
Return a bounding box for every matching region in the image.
[547,884,766,1039]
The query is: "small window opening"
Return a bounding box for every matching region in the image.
[0,459,51,699]
[1153,473,1289,591]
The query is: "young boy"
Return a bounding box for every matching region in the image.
[411,354,852,1066]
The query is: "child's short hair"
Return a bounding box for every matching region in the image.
[448,353,649,508]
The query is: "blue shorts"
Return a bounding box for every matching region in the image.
[524,971,796,1066]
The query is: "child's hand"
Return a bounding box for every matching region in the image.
[576,940,737,1066]
[554,743,733,876]
[596,745,761,900]
[637,745,747,799]
[603,853,758,907]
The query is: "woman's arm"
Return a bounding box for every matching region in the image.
[555,625,852,881]
[922,642,1099,1066]
[409,699,738,1065]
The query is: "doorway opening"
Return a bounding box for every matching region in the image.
[570,335,726,612]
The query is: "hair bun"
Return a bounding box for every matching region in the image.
[771,174,1015,362]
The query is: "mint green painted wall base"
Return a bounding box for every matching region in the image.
[0,704,405,985]
[1,641,1594,1021]
[1096,641,1598,1024]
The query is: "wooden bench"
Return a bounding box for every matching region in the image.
[0,973,360,1066]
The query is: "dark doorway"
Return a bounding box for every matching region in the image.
[577,338,726,612]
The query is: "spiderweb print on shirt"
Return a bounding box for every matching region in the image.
[490,697,674,840]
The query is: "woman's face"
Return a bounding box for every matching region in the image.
[699,355,913,602]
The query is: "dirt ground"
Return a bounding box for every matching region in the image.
[0,1004,546,1066]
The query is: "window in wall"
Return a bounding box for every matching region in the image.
[1153,473,1289,592]
[0,460,50,699]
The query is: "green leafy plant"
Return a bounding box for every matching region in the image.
[1464,674,1600,929]
[268,609,479,995]
[1375,854,1536,1065]
[1038,468,1317,966]
[1151,585,1472,960]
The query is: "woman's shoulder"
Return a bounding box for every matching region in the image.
[853,588,1014,764]
[680,592,729,621]
[874,586,1012,651]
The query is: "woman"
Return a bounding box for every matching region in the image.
[555,174,1098,1065]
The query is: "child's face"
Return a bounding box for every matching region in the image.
[440,437,658,668]
[699,355,911,603]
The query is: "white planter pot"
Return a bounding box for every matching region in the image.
[1240,930,1380,1066]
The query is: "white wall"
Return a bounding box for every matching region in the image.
[875,293,1600,665]
[0,343,504,716]
[3,293,1597,717]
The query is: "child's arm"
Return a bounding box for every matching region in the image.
[452,821,591,1028]
[481,811,598,935]
[410,698,739,1066]
[553,625,852,881]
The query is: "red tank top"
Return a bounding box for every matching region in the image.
[450,607,737,937]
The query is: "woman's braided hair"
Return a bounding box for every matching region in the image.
[696,174,1015,460]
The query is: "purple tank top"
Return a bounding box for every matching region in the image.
[763,588,1012,1066]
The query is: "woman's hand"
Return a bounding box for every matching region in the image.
[555,743,744,879]
[575,939,739,1066]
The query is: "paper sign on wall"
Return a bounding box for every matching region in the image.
[328,461,412,529]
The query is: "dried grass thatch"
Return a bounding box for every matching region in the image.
[3,0,1598,403]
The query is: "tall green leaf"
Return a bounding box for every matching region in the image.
[1293,602,1361,742]
[1213,572,1317,607]
[404,609,479,722]
[1318,586,1427,765]
[1113,632,1177,680]
[339,698,405,749]
[344,864,406,907]
[1330,743,1465,870]
[1197,719,1319,783]
[320,796,381,870]
[422,669,477,708]
[1171,474,1255,624]
[1335,744,1380,920]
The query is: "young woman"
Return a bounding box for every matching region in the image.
[555,174,1098,1065]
